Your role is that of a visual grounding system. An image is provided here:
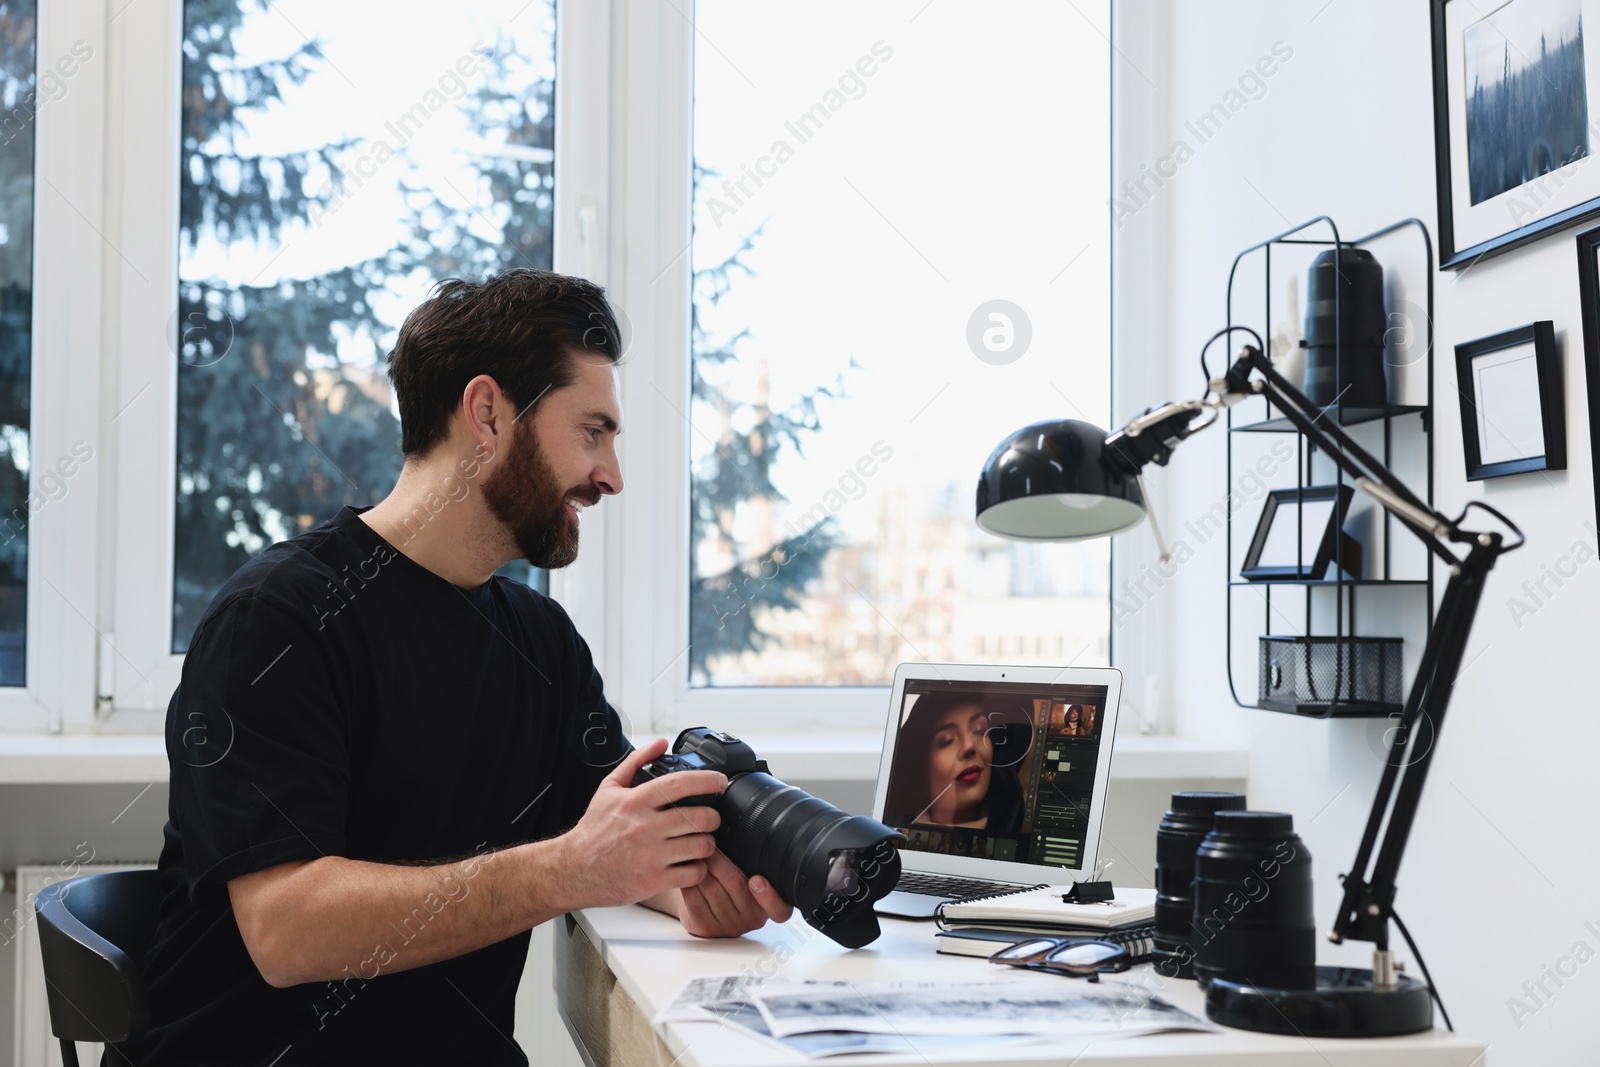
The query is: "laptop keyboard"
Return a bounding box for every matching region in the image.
[894,870,1029,901]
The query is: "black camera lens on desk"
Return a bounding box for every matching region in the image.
[1153,791,1247,978]
[1192,811,1315,992]
[633,727,906,949]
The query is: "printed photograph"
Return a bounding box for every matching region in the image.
[1464,0,1590,204]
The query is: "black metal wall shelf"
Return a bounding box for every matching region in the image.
[1232,404,1430,433]
[1224,216,1435,719]
[1227,579,1429,589]
[1258,698,1402,719]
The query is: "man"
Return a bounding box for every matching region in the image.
[125,270,791,1066]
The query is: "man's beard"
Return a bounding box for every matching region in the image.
[481,421,600,570]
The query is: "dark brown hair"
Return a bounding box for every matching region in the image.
[387,269,622,457]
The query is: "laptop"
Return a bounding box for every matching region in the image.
[869,662,1122,919]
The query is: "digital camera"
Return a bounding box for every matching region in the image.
[633,727,904,948]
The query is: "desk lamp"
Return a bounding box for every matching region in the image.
[976,326,1522,1037]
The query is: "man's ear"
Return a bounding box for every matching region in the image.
[460,375,508,459]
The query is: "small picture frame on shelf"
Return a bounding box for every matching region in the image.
[1240,484,1359,581]
[1454,322,1565,481]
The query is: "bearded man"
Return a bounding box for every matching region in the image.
[126,270,790,1067]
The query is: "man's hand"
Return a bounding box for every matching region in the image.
[672,850,794,938]
[557,739,728,909]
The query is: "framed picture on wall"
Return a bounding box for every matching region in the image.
[1454,322,1566,479]
[1432,0,1600,269]
[1574,227,1600,524]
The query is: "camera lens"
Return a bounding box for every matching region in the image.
[640,727,905,949]
[1154,791,1247,978]
[1191,811,1315,991]
[824,850,864,898]
[714,772,903,949]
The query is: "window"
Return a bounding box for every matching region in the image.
[173,0,557,650]
[686,1,1112,689]
[0,0,35,686]
[54,0,1105,730]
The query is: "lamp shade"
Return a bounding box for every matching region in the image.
[975,419,1146,541]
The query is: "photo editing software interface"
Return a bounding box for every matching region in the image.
[881,680,1108,870]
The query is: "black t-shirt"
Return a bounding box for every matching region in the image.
[124,506,629,1067]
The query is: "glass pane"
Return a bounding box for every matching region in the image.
[175,0,556,651]
[0,0,35,686]
[689,2,1111,687]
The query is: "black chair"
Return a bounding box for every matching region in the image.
[34,868,161,1067]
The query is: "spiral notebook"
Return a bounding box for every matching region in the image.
[936,883,1157,931]
[935,922,1158,958]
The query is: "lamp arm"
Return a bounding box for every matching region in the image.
[1228,346,1462,562]
[1217,344,1517,952]
[1331,549,1494,947]
[1106,399,1215,471]
[1094,332,1524,976]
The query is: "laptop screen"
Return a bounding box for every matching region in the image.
[880,679,1110,871]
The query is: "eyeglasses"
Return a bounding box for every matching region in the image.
[987,937,1149,982]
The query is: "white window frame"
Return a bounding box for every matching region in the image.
[98,0,614,726]
[88,0,876,736]
[545,0,620,675]
[590,2,1123,741]
[105,0,183,726]
[46,0,1125,744]
[567,2,888,741]
[0,0,109,734]
[1107,0,1171,736]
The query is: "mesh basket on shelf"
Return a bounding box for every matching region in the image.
[1258,635,1403,717]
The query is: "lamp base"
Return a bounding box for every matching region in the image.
[1204,966,1433,1037]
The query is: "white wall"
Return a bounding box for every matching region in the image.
[1119,1,1600,1061]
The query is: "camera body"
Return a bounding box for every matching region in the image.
[632,727,904,949]
[632,728,765,804]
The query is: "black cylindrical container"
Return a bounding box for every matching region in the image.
[1302,247,1387,408]
[1192,811,1315,991]
[1153,791,1246,978]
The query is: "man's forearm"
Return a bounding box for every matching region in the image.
[231,742,755,986]
[231,836,578,988]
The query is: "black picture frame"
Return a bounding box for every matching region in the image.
[1454,322,1565,480]
[1432,0,1600,270]
[1241,484,1356,581]
[1577,227,1600,528]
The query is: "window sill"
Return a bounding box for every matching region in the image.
[0,732,1250,785]
[0,734,170,784]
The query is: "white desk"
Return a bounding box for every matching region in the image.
[554,905,1487,1067]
